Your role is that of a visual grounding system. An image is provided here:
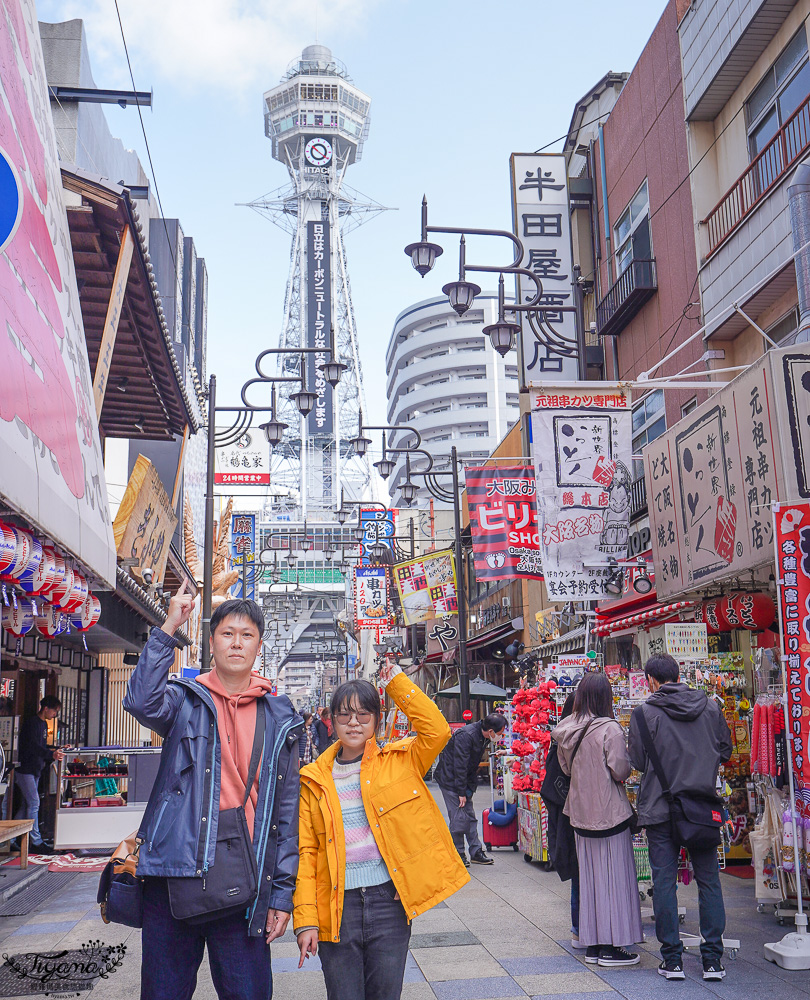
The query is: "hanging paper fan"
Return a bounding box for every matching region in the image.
[2,600,36,637]
[63,572,88,614]
[36,603,67,638]
[18,543,55,596]
[71,593,100,632]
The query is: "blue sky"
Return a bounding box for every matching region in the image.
[38,0,667,436]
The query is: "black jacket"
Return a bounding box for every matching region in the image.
[433,721,486,796]
[629,683,733,827]
[314,718,333,751]
[123,629,304,933]
[18,715,52,777]
[539,743,577,882]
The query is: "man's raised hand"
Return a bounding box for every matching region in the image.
[161,579,194,637]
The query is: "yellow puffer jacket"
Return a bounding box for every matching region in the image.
[293,671,470,942]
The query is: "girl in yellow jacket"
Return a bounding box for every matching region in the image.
[294,656,469,1000]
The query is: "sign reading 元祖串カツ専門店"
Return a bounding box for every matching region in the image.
[510,153,579,387]
[644,345,810,601]
[530,385,633,602]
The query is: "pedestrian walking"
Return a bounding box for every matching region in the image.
[433,712,507,866]
[13,695,64,852]
[294,656,468,1000]
[299,711,320,766]
[554,672,643,968]
[123,583,302,1000]
[539,693,582,949]
[315,707,335,750]
[629,653,732,982]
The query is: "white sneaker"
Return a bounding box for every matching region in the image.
[571,934,588,950]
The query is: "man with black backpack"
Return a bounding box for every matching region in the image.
[629,654,732,983]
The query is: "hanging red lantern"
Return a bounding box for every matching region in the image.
[40,555,67,602]
[2,600,36,637]
[0,521,17,573]
[50,562,75,609]
[71,593,100,632]
[18,543,55,596]
[695,599,730,633]
[36,603,67,638]
[0,527,36,582]
[731,592,776,631]
[63,572,88,614]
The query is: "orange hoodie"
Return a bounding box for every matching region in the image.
[195,670,274,836]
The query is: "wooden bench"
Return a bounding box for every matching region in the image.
[0,820,34,868]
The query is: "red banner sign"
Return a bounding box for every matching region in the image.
[774,502,810,792]
[466,466,542,581]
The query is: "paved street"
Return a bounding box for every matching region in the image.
[0,816,808,999]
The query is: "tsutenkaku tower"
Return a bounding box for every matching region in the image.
[246,45,388,518]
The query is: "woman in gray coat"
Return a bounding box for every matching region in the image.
[554,672,643,969]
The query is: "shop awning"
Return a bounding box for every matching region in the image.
[592,600,696,637]
[436,678,508,700]
[538,624,586,659]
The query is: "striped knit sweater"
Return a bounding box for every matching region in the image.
[333,755,390,890]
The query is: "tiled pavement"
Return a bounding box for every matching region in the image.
[0,796,808,998]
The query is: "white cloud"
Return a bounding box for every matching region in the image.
[38,0,383,93]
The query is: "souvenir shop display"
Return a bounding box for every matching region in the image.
[510,683,555,863]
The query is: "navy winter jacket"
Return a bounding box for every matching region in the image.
[122,629,303,934]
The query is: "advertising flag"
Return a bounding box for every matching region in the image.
[466,465,541,580]
[353,566,391,631]
[393,550,458,625]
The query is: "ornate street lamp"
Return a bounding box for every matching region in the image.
[441,235,481,316]
[404,196,444,276]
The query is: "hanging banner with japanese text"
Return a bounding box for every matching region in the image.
[359,507,398,564]
[510,152,579,387]
[353,565,392,631]
[230,513,256,601]
[393,550,458,625]
[530,384,633,602]
[466,466,542,580]
[773,502,810,792]
[645,346,810,600]
[214,429,270,486]
[306,219,332,437]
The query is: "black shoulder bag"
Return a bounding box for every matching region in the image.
[167,703,265,923]
[545,721,593,805]
[635,708,722,851]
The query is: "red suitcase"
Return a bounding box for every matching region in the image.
[482,807,518,851]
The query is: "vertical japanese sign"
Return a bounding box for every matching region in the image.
[230,514,256,601]
[359,507,397,564]
[510,153,579,386]
[773,502,810,791]
[531,385,632,601]
[353,566,391,631]
[393,550,458,625]
[466,466,541,580]
[214,430,270,486]
[306,219,332,437]
[645,351,782,599]
[0,0,115,586]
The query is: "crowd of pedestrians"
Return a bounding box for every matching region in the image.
[118,589,732,1000]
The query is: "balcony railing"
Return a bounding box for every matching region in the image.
[595,259,657,337]
[703,93,810,257]
[630,476,647,519]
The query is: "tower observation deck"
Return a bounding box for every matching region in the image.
[246,44,388,519]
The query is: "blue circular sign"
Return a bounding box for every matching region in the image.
[0,148,22,255]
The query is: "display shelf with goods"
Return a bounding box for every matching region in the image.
[54,747,161,850]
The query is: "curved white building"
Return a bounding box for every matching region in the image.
[386,294,520,503]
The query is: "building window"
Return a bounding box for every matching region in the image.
[614,180,651,277]
[766,307,800,347]
[747,28,810,172]
[681,397,697,418]
[632,389,665,481]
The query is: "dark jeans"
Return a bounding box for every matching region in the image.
[570,871,580,935]
[318,881,411,1000]
[646,822,726,965]
[141,878,273,1000]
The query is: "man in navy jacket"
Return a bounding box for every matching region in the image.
[123,583,302,1000]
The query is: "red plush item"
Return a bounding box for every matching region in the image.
[531,778,544,792]
[529,759,544,774]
